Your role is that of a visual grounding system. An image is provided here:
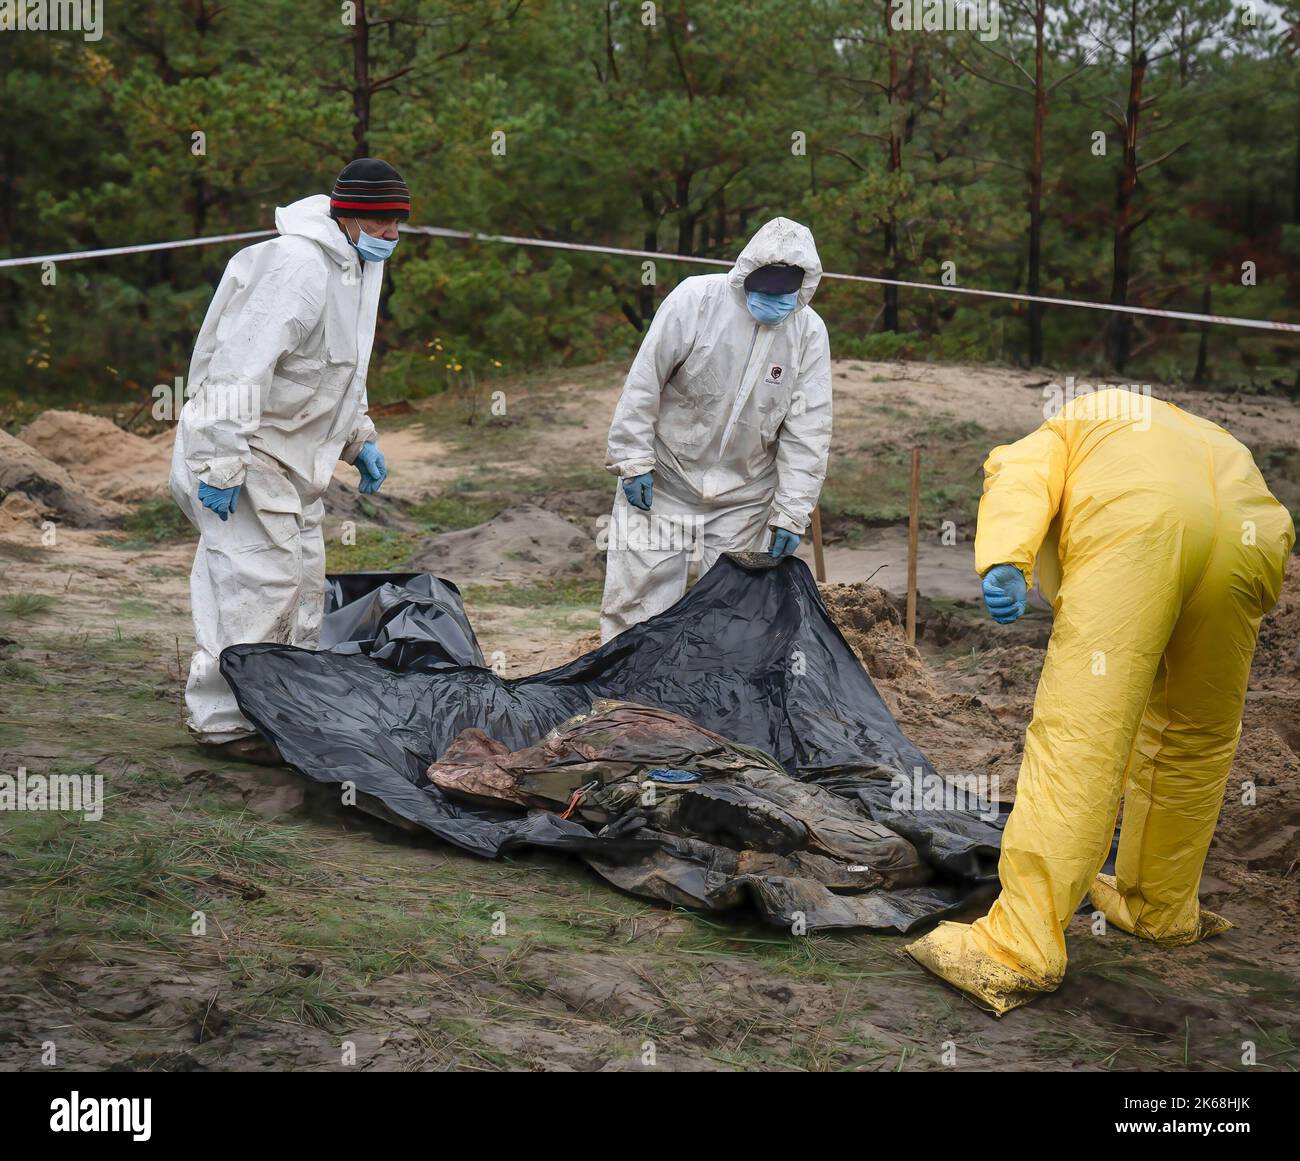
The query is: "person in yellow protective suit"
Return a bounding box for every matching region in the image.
[905,388,1294,1015]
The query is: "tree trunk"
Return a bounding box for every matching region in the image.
[1107,49,1147,373]
[352,0,371,159]
[883,4,901,332]
[675,170,694,255]
[1193,285,1211,385]
[1294,88,1300,224]
[639,189,658,327]
[1027,1,1046,366]
[191,175,208,235]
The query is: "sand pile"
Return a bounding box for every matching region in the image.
[406,504,600,583]
[17,410,171,504]
[820,581,934,695]
[0,427,128,529]
[0,492,52,542]
[1215,707,1300,880]
[821,580,1034,794]
[322,478,421,530]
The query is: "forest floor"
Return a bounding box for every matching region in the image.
[1,360,1297,1071]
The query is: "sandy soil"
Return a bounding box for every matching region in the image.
[2,359,1298,1071]
[408,505,601,585]
[18,411,174,505]
[378,360,1300,602]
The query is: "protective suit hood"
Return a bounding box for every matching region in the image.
[728,217,823,309]
[275,194,356,269]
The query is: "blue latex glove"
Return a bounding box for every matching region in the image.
[770,529,800,558]
[982,564,1028,624]
[355,441,387,494]
[622,472,653,511]
[197,482,241,522]
[645,768,700,784]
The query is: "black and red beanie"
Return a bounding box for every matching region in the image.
[329,158,411,220]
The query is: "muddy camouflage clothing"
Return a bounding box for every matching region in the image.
[428,701,961,930]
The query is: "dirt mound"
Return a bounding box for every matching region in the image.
[538,487,612,529]
[406,504,600,583]
[820,581,934,695]
[1253,561,1299,679]
[1214,715,1300,882]
[0,427,128,529]
[18,410,170,504]
[0,491,52,542]
[819,581,1040,790]
[322,478,421,531]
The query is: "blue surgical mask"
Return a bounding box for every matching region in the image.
[746,290,799,324]
[352,228,398,262]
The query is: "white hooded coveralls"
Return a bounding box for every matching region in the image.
[169,194,382,742]
[600,217,833,641]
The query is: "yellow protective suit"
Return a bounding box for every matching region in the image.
[905,389,1294,1014]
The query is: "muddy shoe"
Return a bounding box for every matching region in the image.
[198,735,285,767]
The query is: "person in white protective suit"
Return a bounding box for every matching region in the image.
[169,158,410,763]
[601,217,833,641]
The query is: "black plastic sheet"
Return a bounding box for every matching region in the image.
[221,555,1001,932]
[319,573,483,671]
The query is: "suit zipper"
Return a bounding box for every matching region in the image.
[719,322,761,456]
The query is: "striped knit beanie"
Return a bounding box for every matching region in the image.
[329,158,411,220]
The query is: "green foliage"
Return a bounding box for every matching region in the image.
[819,417,1003,539]
[325,528,422,573]
[462,577,605,608]
[0,594,56,620]
[0,0,1296,403]
[406,493,504,532]
[121,497,196,545]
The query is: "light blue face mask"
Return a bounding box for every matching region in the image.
[746,290,799,324]
[352,227,398,263]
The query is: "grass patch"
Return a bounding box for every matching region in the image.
[325,527,422,572]
[0,592,55,620]
[0,656,41,682]
[548,463,614,493]
[232,958,364,1030]
[119,497,196,547]
[2,807,312,946]
[407,493,503,532]
[462,577,604,608]
[113,598,158,618]
[821,416,1003,541]
[463,577,603,635]
[415,394,534,452]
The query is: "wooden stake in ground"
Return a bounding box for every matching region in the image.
[907,448,920,644]
[810,503,826,582]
